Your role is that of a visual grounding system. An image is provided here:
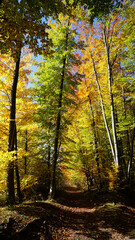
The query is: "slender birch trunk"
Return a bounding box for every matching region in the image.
[91,54,116,166]
[103,27,119,167]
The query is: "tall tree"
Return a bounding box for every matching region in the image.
[0,0,50,204]
[0,50,35,201]
[7,49,21,205]
[33,13,82,199]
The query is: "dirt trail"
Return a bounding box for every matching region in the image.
[1,188,135,240]
[49,188,135,239]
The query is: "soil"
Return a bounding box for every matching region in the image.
[0,187,135,240]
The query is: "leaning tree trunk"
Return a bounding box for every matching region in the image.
[91,53,116,167]
[104,27,119,167]
[7,49,21,205]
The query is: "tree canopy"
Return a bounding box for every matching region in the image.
[0,0,134,206]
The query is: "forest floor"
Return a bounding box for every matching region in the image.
[0,187,135,240]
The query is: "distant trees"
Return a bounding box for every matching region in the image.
[33,13,83,199]
[61,1,135,191]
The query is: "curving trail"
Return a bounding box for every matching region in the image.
[46,187,135,240]
[2,187,135,240]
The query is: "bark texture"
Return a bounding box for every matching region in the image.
[14,124,22,203]
[7,49,21,205]
[104,26,119,167]
[91,53,116,166]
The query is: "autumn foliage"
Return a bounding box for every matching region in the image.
[0,0,134,206]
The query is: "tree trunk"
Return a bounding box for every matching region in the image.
[24,129,28,175]
[122,86,134,180]
[49,56,66,199]
[49,21,69,199]
[0,0,3,6]
[6,159,15,205]
[14,124,22,203]
[85,80,102,188]
[128,127,135,189]
[85,170,93,191]
[91,53,116,166]
[115,108,126,181]
[47,141,51,192]
[7,49,21,205]
[104,26,119,167]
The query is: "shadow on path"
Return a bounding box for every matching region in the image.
[10,187,135,239]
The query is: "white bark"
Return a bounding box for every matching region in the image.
[91,54,117,166]
[104,27,119,167]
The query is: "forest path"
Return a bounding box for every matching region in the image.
[1,188,135,240]
[49,187,135,239]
